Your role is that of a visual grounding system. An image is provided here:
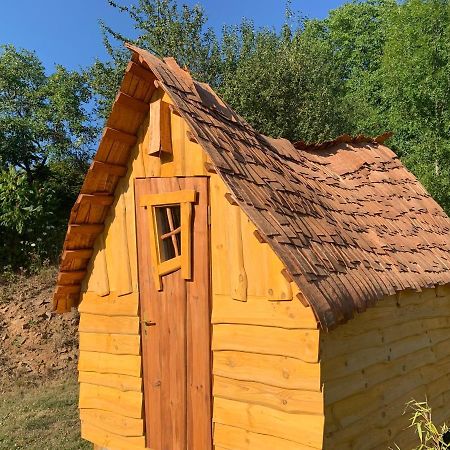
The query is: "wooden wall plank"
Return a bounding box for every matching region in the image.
[212,324,319,363]
[116,192,133,295]
[213,350,321,392]
[213,375,323,415]
[227,200,248,301]
[213,397,324,449]
[79,332,141,355]
[79,383,143,419]
[322,287,450,450]
[264,246,293,301]
[212,294,317,330]
[78,292,139,317]
[80,408,144,437]
[78,351,141,377]
[85,235,110,297]
[185,177,212,450]
[81,422,146,450]
[214,423,315,450]
[79,313,139,335]
[78,371,142,392]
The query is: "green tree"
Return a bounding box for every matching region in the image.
[380,0,450,210]
[91,0,346,141]
[92,0,450,214]
[0,45,96,271]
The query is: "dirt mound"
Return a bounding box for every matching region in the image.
[0,267,79,392]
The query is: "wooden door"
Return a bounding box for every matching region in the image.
[135,177,211,450]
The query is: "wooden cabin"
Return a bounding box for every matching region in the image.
[53,44,450,450]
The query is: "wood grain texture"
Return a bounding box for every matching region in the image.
[79,383,143,419]
[213,375,323,415]
[185,177,212,450]
[78,371,142,392]
[79,332,141,355]
[80,408,144,437]
[78,291,139,317]
[79,313,139,335]
[212,324,319,363]
[213,397,324,449]
[212,294,317,329]
[214,424,317,450]
[135,176,211,450]
[81,422,146,450]
[322,288,450,449]
[78,351,141,377]
[213,351,321,392]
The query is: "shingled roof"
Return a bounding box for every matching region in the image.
[53,44,450,330]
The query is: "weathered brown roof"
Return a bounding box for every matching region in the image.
[54,44,450,330]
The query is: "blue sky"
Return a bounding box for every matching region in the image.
[1,0,345,71]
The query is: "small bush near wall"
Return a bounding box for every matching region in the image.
[391,400,449,450]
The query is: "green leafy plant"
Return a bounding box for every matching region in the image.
[391,399,450,449]
[0,45,94,272]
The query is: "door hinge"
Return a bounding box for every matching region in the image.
[207,205,211,226]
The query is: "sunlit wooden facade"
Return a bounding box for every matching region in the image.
[54,45,450,450]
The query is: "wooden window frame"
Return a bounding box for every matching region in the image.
[140,189,196,290]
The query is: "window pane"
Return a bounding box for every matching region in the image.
[161,235,176,261]
[169,205,181,230]
[155,205,181,262]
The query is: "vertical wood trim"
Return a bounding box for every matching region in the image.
[186,177,212,450]
[117,192,133,296]
[181,201,192,280]
[228,204,248,301]
[135,179,163,448]
[96,235,110,296]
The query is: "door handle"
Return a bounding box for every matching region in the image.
[141,319,157,327]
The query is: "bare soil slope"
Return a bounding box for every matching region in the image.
[0,267,79,391]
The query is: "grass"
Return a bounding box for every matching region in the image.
[0,377,90,450]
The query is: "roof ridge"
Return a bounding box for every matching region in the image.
[293,132,393,152]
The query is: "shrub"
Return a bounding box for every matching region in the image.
[391,399,449,449]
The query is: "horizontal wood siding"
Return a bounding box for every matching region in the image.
[79,88,209,449]
[321,286,450,450]
[210,173,323,449]
[80,86,323,449]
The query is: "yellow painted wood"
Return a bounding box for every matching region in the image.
[139,189,196,206]
[78,292,139,317]
[172,108,186,175]
[158,255,182,276]
[184,128,207,176]
[213,375,323,415]
[80,408,144,437]
[212,324,319,363]
[78,351,141,377]
[116,192,133,296]
[213,350,321,391]
[79,332,141,355]
[264,245,292,301]
[211,294,317,329]
[213,397,324,449]
[86,235,110,297]
[210,175,231,296]
[180,201,192,280]
[79,383,143,419]
[227,202,248,302]
[81,422,146,450]
[79,313,139,335]
[322,287,450,450]
[214,423,316,450]
[78,371,142,392]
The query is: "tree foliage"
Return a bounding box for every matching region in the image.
[0,45,95,271]
[3,0,450,271]
[91,0,450,214]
